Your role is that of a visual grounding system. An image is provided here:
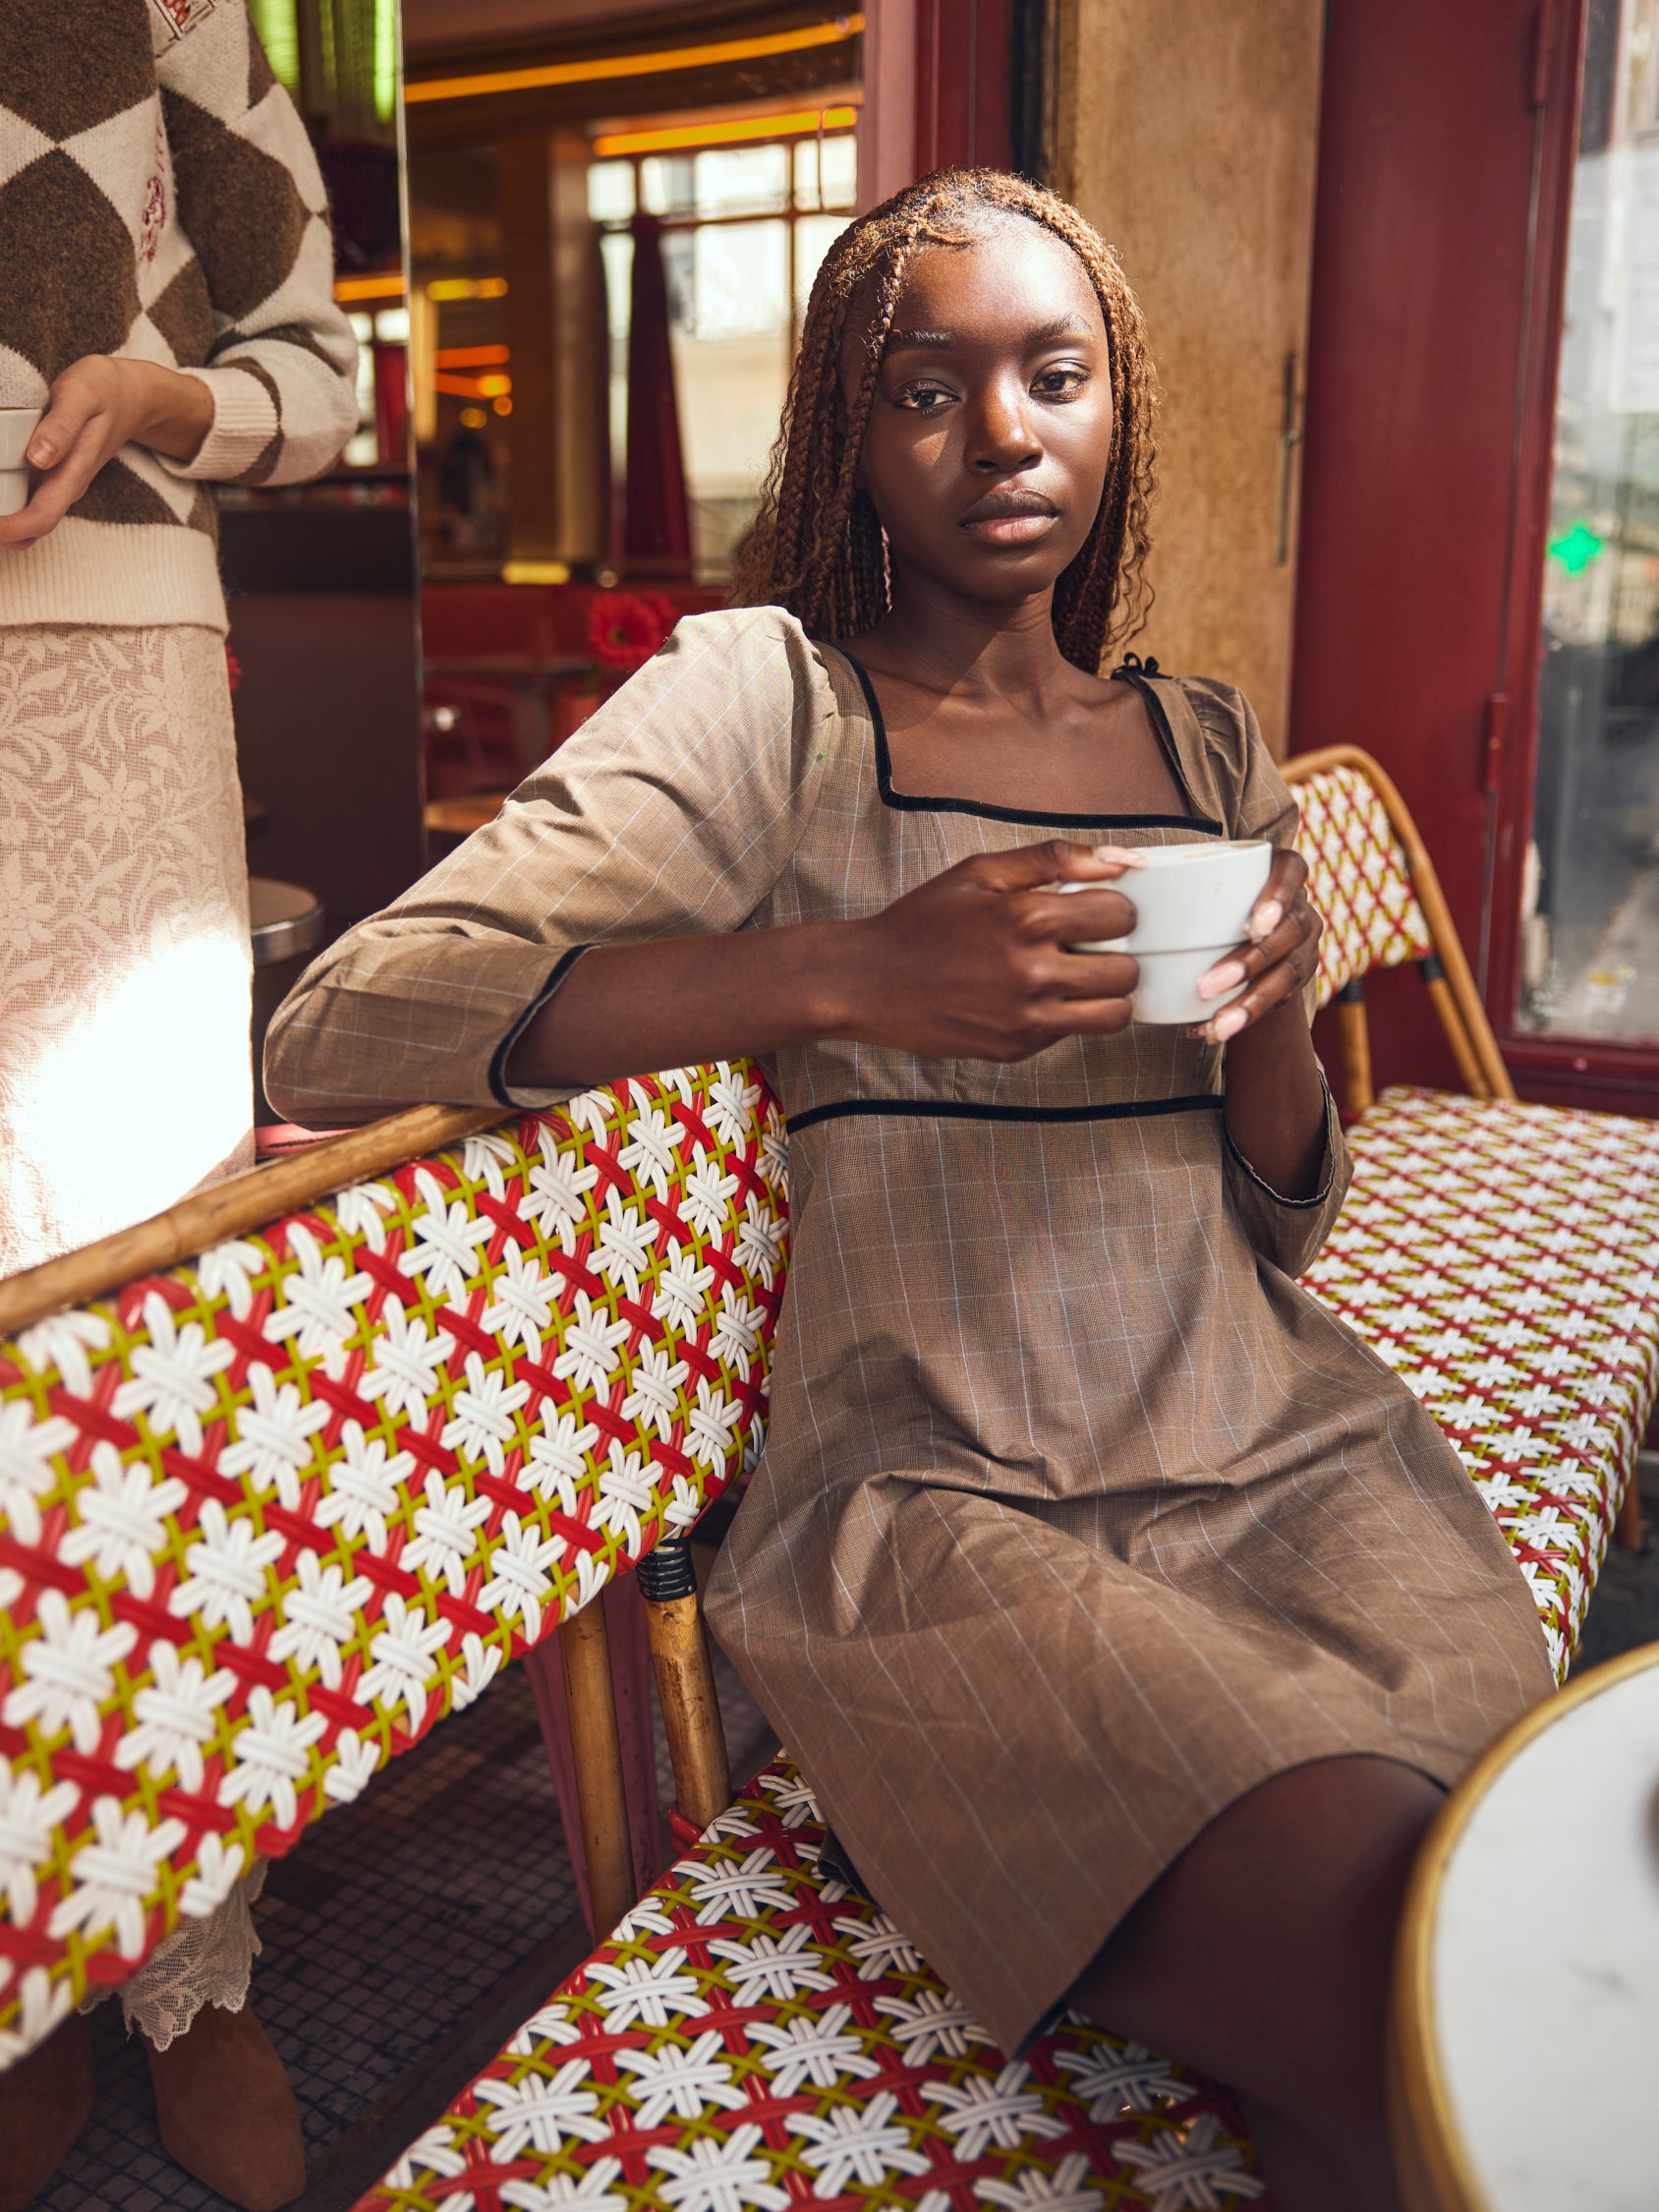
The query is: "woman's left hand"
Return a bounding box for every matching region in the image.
[0,357,213,550]
[1190,848,1323,1044]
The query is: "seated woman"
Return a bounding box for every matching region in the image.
[266,169,1553,2211]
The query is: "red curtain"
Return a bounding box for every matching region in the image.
[624,212,693,574]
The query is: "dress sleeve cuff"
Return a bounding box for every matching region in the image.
[1222,1073,1340,1209]
[488,946,593,1108]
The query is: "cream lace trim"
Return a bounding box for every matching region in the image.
[84,1863,265,2051]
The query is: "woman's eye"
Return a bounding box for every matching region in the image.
[1034,366,1088,399]
[894,382,954,412]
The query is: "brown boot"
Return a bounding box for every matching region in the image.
[0,2009,94,2212]
[143,2001,306,2212]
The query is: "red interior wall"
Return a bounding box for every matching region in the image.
[1289,0,1574,1102]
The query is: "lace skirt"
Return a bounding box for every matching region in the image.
[0,623,254,1279]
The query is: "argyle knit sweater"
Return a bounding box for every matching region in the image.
[0,0,359,631]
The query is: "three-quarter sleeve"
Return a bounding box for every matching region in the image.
[155,2,359,487]
[1223,1077,1352,1278]
[1175,676,1353,1278]
[263,609,835,1125]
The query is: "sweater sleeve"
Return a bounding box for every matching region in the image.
[154,2,359,487]
[263,610,836,1127]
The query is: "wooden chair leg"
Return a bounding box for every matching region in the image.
[1615,1466,1646,1551]
[1336,980,1375,1118]
[1420,957,1491,1100]
[556,1597,639,1937]
[638,1537,733,1834]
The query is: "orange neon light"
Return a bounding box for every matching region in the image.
[334,271,406,301]
[434,344,510,369]
[433,372,513,399]
[404,16,863,105]
[593,104,858,157]
[428,276,509,302]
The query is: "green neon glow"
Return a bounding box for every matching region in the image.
[247,0,300,93]
[1547,520,1604,575]
[373,0,397,121]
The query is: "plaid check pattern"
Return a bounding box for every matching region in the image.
[0,1065,786,2065]
[1304,1085,1659,1682]
[357,1756,1268,2212]
[1293,764,1434,1009]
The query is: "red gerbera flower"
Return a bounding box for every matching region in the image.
[587,591,676,672]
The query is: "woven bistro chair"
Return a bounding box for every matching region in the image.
[0,1068,785,2065]
[1285,744,1659,1669]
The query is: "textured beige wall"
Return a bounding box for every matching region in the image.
[1055,1,1323,753]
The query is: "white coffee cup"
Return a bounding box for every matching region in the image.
[0,407,43,517]
[1061,839,1275,1025]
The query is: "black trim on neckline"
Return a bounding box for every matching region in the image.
[785,1092,1224,1135]
[834,648,1224,834]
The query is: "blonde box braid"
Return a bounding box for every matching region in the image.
[730,168,1158,671]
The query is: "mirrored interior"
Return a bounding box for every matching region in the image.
[401,2,863,827]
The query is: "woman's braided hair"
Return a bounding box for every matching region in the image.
[729,167,1157,670]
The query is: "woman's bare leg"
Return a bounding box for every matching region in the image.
[1067,1755,1441,2212]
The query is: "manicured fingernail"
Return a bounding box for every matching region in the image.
[26,436,52,464]
[1210,1007,1247,1041]
[1093,844,1144,865]
[1247,900,1283,941]
[1197,960,1245,1001]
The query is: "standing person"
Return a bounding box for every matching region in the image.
[0,3,358,2206]
[265,170,1555,2211]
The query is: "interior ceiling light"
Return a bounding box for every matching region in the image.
[593,104,857,156]
[335,271,407,301]
[405,15,863,105]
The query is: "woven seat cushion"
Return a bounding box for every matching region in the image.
[357,1754,1265,2212]
[1302,1085,1659,1680]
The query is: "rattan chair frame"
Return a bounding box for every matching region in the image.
[1283,744,1516,1114]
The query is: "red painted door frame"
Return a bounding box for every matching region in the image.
[1288,0,1655,1113]
[914,0,1016,173]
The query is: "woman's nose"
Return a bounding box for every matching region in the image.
[965,378,1041,472]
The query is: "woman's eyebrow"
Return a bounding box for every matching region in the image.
[886,314,1097,352]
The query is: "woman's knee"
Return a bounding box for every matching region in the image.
[1072,1756,1443,2108]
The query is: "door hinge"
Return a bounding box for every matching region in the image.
[1531,0,1559,108]
[1482,692,1510,792]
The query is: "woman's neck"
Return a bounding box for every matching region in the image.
[847,565,1088,709]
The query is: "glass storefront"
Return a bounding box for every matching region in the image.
[1524,0,1659,1041]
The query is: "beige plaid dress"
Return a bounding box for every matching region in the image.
[266,608,1554,2054]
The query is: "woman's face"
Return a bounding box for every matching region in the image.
[849,216,1114,610]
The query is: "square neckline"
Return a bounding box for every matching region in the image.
[828,644,1224,835]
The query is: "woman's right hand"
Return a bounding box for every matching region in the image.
[833,839,1143,1061]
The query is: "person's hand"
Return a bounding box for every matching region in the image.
[836,839,1144,1062]
[0,357,213,550]
[1190,847,1323,1043]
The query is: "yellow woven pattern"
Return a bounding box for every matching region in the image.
[1294,764,1434,1007]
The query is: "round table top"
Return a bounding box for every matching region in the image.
[249,874,324,967]
[1398,1641,1659,2211]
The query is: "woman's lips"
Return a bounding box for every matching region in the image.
[961,510,1059,543]
[958,493,1060,545]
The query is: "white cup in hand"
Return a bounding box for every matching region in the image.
[0,408,44,518]
[1061,840,1274,1024]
